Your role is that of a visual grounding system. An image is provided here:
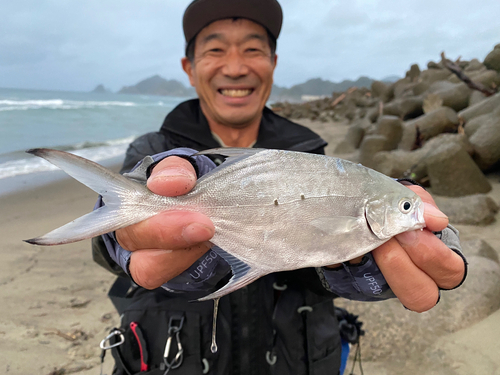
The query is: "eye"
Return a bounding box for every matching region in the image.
[399,199,413,214]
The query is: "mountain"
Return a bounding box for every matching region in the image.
[118,75,195,97]
[270,76,374,101]
[381,75,401,83]
[117,74,384,101]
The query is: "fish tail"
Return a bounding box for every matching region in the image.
[25,148,154,245]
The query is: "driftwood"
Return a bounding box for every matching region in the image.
[441,52,497,97]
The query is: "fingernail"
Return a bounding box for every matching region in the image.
[424,203,448,219]
[152,167,195,182]
[182,223,214,244]
[396,230,418,245]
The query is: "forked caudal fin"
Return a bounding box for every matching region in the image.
[24,148,154,246]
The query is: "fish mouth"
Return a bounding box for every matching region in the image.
[219,88,254,98]
[412,199,426,230]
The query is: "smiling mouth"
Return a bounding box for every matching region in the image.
[219,89,253,97]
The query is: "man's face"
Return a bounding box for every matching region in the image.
[182,18,277,128]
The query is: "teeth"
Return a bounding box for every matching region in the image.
[220,89,252,97]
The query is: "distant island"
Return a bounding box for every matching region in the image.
[90,84,111,93]
[272,77,375,101]
[118,75,196,97]
[98,74,399,101]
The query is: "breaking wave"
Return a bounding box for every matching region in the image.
[0,99,137,112]
[0,136,135,180]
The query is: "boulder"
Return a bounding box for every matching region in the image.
[433,82,472,112]
[458,92,500,122]
[392,77,413,98]
[460,239,499,263]
[366,106,381,123]
[334,123,366,154]
[359,135,392,169]
[371,80,389,99]
[433,194,499,225]
[468,90,487,107]
[374,134,472,179]
[446,68,496,85]
[427,60,445,69]
[420,68,451,84]
[422,93,443,113]
[464,113,490,138]
[484,43,500,73]
[417,107,459,140]
[472,69,500,88]
[406,64,421,82]
[412,80,431,96]
[427,80,455,93]
[372,149,427,180]
[426,143,492,196]
[335,255,500,360]
[376,116,403,150]
[464,58,487,72]
[383,97,423,120]
[469,114,500,170]
[398,107,459,151]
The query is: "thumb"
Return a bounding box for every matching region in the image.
[147,156,197,196]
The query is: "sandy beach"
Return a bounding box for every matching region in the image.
[0,174,119,374]
[1,120,500,374]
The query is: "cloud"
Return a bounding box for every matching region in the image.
[1,0,499,91]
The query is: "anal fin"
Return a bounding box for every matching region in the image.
[197,247,264,301]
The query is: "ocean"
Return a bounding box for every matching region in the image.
[0,87,189,195]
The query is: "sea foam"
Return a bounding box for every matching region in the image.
[0,136,135,180]
[0,99,136,111]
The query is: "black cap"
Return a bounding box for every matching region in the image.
[183,0,283,44]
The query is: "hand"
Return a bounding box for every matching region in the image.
[115,156,215,289]
[372,185,465,312]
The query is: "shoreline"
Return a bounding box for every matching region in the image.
[0,156,124,197]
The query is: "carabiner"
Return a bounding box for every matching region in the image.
[163,315,185,373]
[164,330,184,369]
[100,329,125,350]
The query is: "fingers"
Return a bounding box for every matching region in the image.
[116,155,215,251]
[372,238,439,312]
[116,210,215,251]
[129,243,212,289]
[406,185,449,231]
[405,185,436,206]
[396,229,466,290]
[147,156,197,196]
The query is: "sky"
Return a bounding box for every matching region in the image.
[1,0,499,92]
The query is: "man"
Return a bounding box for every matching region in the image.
[93,1,466,374]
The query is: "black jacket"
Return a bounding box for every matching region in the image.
[93,99,342,375]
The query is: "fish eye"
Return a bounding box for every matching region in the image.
[399,199,413,214]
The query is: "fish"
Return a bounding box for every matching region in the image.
[25,147,425,301]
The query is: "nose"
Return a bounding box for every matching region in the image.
[221,48,249,78]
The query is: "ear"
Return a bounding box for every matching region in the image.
[181,57,195,87]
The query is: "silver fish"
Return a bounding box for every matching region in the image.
[25,148,425,301]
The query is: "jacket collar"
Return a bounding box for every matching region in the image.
[159,99,327,152]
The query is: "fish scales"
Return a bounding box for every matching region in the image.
[25,147,425,301]
[180,150,406,269]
